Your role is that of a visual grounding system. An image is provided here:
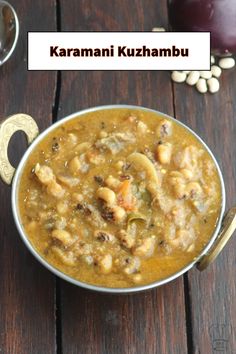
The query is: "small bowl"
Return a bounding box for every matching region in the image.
[0,0,19,66]
[0,105,235,294]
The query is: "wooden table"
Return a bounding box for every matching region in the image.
[0,1,235,353]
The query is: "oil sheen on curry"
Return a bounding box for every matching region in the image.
[19,109,222,288]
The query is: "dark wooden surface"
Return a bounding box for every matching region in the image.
[0,1,235,353]
[0,1,57,354]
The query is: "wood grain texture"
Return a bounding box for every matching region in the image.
[173,67,236,353]
[58,1,188,354]
[0,1,57,353]
[1,1,234,353]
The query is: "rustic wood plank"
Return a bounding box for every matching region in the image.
[58,1,188,353]
[173,67,236,353]
[0,1,57,353]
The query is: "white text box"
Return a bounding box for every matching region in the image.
[28,32,210,71]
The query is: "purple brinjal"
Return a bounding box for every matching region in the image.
[168,0,236,55]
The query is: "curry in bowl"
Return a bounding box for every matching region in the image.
[18,108,222,288]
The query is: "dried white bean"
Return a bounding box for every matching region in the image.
[183,71,190,74]
[200,71,212,79]
[219,57,235,69]
[171,71,187,83]
[196,78,208,93]
[211,55,215,64]
[152,27,165,32]
[211,65,222,78]
[207,77,220,93]
[186,71,200,86]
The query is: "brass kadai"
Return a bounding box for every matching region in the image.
[0,114,39,184]
[197,207,236,271]
[0,106,235,293]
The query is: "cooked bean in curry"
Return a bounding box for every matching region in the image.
[19,109,222,287]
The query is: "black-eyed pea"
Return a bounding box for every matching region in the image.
[186,182,202,199]
[96,254,113,274]
[105,175,121,189]
[47,181,65,199]
[35,164,55,185]
[118,229,135,248]
[72,242,92,257]
[52,229,75,247]
[96,187,117,205]
[174,182,187,199]
[112,205,126,222]
[156,119,172,138]
[156,142,172,164]
[82,255,94,265]
[68,156,81,175]
[132,237,156,258]
[51,247,77,266]
[57,175,80,188]
[94,230,116,243]
[123,256,141,274]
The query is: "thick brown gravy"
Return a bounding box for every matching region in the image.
[18,109,222,288]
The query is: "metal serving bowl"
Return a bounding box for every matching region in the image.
[0,105,235,294]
